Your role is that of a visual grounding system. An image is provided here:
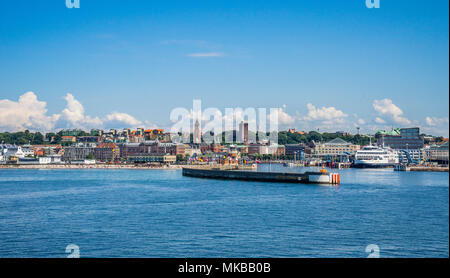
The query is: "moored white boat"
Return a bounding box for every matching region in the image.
[353,145,399,168]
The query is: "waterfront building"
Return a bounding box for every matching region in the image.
[285,144,306,160]
[61,136,76,143]
[266,144,285,156]
[17,157,51,165]
[118,142,142,158]
[285,144,305,156]
[194,120,201,144]
[144,129,164,140]
[397,148,425,163]
[77,136,101,143]
[313,138,360,157]
[247,143,285,156]
[158,133,172,143]
[94,143,120,162]
[129,134,144,143]
[140,140,159,152]
[238,121,249,144]
[21,147,35,157]
[70,159,96,165]
[247,143,263,155]
[376,127,424,150]
[127,154,177,164]
[0,144,26,160]
[428,142,449,164]
[117,141,185,159]
[197,143,222,154]
[235,145,248,155]
[31,145,62,157]
[184,144,202,157]
[376,127,425,161]
[62,143,97,161]
[47,155,62,164]
[156,143,185,156]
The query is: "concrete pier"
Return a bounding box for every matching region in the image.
[182,167,340,185]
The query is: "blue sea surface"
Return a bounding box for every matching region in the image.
[0,165,448,258]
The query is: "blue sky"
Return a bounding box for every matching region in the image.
[0,0,448,135]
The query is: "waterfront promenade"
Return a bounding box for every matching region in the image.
[0,163,447,172]
[0,164,183,170]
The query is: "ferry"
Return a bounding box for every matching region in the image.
[352,145,399,168]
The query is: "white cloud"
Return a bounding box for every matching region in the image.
[357,118,366,125]
[269,107,295,126]
[302,103,348,124]
[104,112,143,128]
[425,116,448,127]
[373,99,411,125]
[375,117,386,124]
[187,52,224,58]
[58,93,102,129]
[0,92,59,132]
[0,92,148,132]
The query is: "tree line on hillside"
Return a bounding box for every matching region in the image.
[0,130,76,146]
[1,130,442,146]
[277,131,372,146]
[0,130,45,145]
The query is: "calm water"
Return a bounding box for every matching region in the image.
[0,165,448,258]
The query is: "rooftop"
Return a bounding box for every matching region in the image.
[324,138,351,145]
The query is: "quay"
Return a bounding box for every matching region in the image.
[394,164,449,172]
[409,166,449,172]
[182,167,340,185]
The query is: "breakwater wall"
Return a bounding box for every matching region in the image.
[182,168,340,185]
[409,166,449,172]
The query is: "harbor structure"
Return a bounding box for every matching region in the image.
[238,121,249,144]
[127,154,177,164]
[427,142,449,165]
[313,138,360,157]
[182,167,340,185]
[376,127,425,161]
[94,142,120,162]
[62,143,96,161]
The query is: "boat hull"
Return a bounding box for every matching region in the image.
[351,162,394,168]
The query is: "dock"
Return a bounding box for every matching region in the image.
[182,167,340,185]
[394,164,449,172]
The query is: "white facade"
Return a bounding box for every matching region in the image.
[22,148,35,157]
[397,149,425,163]
[0,145,25,159]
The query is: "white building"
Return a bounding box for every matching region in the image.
[0,144,25,160]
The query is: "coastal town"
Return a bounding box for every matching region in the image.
[0,123,448,171]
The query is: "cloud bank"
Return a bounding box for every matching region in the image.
[373,99,411,125]
[0,92,147,132]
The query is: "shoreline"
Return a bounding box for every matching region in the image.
[0,164,448,172]
[0,164,184,170]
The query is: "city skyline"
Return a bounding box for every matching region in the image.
[0,0,449,136]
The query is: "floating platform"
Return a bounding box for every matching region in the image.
[182,167,340,185]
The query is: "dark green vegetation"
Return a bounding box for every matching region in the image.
[277,131,371,146]
[0,130,44,145]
